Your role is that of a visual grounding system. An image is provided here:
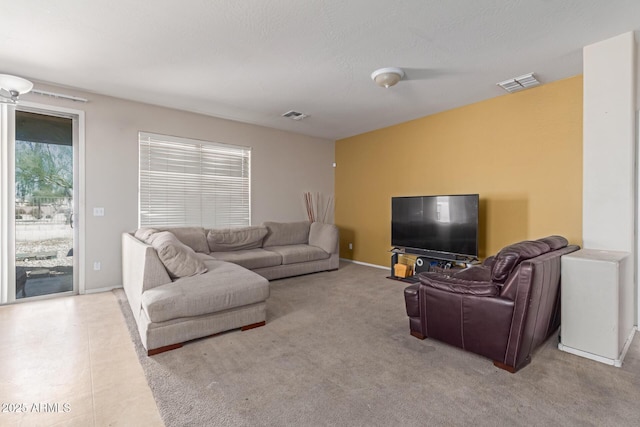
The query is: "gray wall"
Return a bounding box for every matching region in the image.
[21,83,335,291]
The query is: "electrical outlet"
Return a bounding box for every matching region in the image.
[348,243,353,250]
[93,261,101,271]
[93,207,105,216]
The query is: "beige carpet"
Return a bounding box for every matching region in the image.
[115,261,640,426]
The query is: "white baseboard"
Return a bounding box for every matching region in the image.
[558,327,637,367]
[83,285,122,295]
[340,258,388,271]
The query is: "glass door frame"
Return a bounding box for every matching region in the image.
[0,101,85,304]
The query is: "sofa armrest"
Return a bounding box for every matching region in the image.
[122,233,172,317]
[418,272,499,297]
[308,222,339,255]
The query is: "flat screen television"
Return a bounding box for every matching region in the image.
[391,194,479,258]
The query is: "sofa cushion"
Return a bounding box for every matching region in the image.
[262,221,310,247]
[207,226,268,252]
[537,235,568,251]
[157,226,210,254]
[264,244,331,265]
[211,248,282,270]
[308,222,338,254]
[491,240,551,283]
[148,231,208,279]
[141,260,269,323]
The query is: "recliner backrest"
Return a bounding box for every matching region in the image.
[490,240,551,283]
[536,235,568,250]
[498,237,569,301]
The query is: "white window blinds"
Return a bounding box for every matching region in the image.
[139,132,251,228]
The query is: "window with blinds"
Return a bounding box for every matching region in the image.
[139,132,251,228]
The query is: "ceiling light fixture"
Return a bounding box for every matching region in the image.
[0,74,34,104]
[497,73,541,93]
[371,67,404,88]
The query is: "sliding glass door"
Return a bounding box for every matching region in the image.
[1,103,82,303]
[14,111,75,299]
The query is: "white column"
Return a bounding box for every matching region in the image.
[583,32,637,325]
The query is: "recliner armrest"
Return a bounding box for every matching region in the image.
[418,272,499,297]
[404,283,420,317]
[482,256,496,268]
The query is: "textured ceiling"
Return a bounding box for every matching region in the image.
[1,0,640,140]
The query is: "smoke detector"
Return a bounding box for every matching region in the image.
[497,73,541,93]
[282,110,309,121]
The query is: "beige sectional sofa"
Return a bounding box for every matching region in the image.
[122,221,339,355]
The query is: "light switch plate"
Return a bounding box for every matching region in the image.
[93,207,105,216]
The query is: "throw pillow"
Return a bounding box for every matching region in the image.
[134,227,159,243]
[149,231,208,279]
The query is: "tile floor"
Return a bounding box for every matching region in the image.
[0,292,163,427]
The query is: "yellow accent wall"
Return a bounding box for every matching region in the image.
[335,76,583,267]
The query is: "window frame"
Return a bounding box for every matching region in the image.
[138,132,251,229]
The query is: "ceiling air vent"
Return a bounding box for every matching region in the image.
[282,110,309,121]
[497,73,541,93]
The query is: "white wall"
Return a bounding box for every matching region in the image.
[20,83,335,291]
[583,32,637,325]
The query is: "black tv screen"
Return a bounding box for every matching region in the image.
[391,194,479,257]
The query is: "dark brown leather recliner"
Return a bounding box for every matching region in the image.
[404,236,579,372]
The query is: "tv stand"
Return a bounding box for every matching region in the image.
[388,248,477,281]
[388,274,420,284]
